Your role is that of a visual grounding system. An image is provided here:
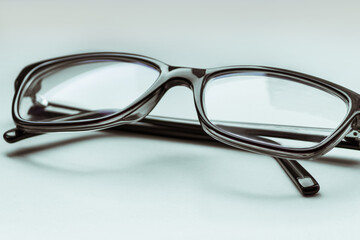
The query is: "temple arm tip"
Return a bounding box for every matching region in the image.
[297,176,320,196]
[3,128,19,143]
[275,158,320,196]
[3,128,39,143]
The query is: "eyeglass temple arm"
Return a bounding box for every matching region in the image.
[3,107,321,196]
[6,100,360,150]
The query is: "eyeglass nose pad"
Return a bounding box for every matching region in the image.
[121,87,167,122]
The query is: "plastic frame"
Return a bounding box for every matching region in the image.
[5,52,360,160]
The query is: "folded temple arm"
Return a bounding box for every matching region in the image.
[6,100,360,150]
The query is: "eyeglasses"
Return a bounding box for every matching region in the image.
[4,52,360,196]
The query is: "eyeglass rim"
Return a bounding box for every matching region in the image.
[198,67,359,159]
[9,52,360,159]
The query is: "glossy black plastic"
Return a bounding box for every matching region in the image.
[5,52,360,161]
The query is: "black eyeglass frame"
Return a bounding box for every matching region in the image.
[7,52,360,160]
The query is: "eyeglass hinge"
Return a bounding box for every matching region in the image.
[352,115,360,130]
[346,130,360,142]
[346,115,360,142]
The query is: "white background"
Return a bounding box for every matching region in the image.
[1,0,360,239]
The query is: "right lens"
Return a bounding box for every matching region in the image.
[203,71,348,149]
[18,59,160,122]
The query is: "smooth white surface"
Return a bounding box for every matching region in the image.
[1,1,360,239]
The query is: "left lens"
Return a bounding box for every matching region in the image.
[18,59,160,122]
[203,71,348,149]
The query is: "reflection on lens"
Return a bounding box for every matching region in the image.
[203,71,348,148]
[19,60,160,122]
